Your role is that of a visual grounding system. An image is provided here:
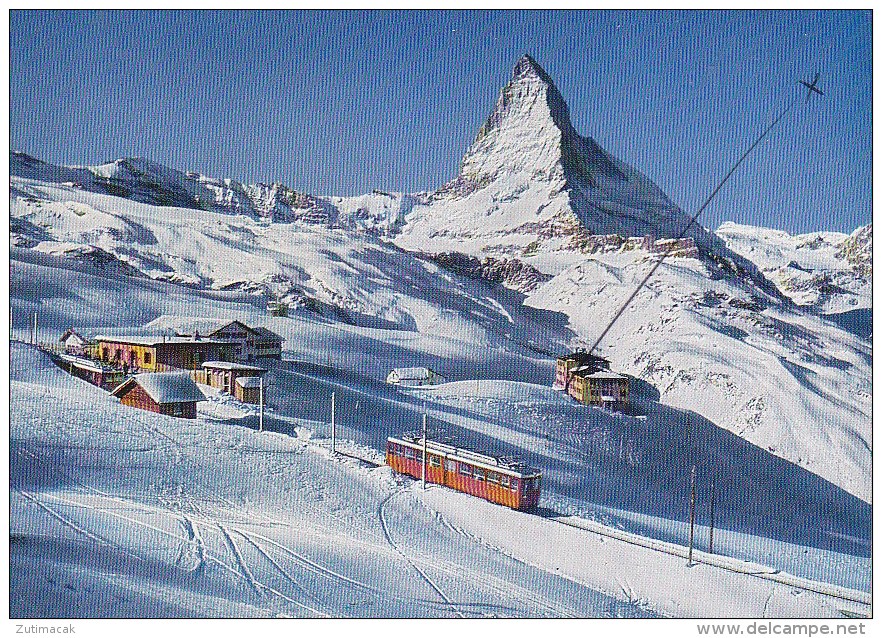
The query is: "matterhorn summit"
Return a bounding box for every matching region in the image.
[395,54,721,260]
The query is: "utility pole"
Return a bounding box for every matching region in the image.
[709,478,716,555]
[330,391,336,454]
[32,311,37,346]
[421,411,428,490]
[259,377,264,433]
[688,464,697,566]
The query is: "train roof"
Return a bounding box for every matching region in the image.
[388,434,540,478]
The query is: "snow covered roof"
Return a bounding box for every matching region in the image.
[95,335,225,346]
[174,318,243,336]
[60,329,92,344]
[390,366,436,380]
[202,361,266,372]
[584,370,627,380]
[113,372,206,404]
[235,376,262,388]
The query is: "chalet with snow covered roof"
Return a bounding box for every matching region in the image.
[50,352,126,390]
[111,372,206,419]
[567,369,629,408]
[235,377,263,404]
[59,329,95,357]
[199,360,267,403]
[386,367,446,387]
[170,319,284,361]
[94,335,235,373]
[555,350,629,409]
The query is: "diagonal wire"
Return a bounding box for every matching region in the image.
[587,91,802,356]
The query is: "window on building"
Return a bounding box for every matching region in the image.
[172,403,183,416]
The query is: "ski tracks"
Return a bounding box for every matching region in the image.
[378,490,466,618]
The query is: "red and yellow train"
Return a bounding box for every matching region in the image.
[386,434,541,510]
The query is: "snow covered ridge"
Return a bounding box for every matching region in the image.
[716,221,872,313]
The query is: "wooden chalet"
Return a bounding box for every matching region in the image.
[171,319,284,361]
[555,350,629,409]
[59,329,96,357]
[234,376,262,404]
[111,372,206,419]
[94,335,235,373]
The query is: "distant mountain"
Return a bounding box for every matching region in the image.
[393,55,728,260]
[717,221,872,314]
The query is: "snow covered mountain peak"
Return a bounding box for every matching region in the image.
[398,55,721,261]
[458,53,616,187]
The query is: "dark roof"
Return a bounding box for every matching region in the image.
[112,372,205,404]
[251,326,284,343]
[560,350,609,365]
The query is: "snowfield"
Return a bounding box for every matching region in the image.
[9,344,869,618]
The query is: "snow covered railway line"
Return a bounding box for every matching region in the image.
[548,516,871,607]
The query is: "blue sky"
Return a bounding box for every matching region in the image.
[10,10,871,234]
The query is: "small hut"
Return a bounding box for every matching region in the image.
[111,372,205,419]
[234,376,263,404]
[386,367,446,387]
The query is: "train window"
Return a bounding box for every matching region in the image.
[487,472,499,484]
[429,456,441,467]
[500,475,510,488]
[445,459,456,472]
[404,448,415,459]
[460,464,472,476]
[510,478,519,491]
[474,469,485,482]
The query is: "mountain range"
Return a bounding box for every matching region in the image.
[9,55,872,503]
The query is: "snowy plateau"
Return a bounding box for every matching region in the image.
[9,55,871,618]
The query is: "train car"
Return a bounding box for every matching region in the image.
[386,434,541,510]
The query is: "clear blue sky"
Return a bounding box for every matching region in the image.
[10,10,871,234]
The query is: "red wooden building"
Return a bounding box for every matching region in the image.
[111,372,206,419]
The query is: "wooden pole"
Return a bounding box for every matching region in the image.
[259,377,264,433]
[688,464,697,565]
[709,477,716,555]
[422,412,428,490]
[331,391,336,454]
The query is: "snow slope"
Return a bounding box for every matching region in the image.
[9,343,869,618]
